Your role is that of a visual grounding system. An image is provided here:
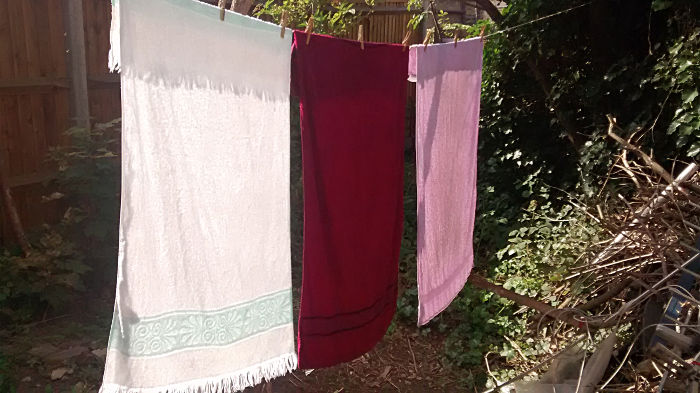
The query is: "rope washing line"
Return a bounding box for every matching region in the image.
[479,1,594,39]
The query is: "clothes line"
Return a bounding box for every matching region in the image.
[479,1,593,40]
[210,0,594,49]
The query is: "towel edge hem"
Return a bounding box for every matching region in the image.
[99,352,297,393]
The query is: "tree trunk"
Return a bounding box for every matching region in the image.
[231,0,254,15]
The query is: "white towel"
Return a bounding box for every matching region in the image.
[101,1,296,392]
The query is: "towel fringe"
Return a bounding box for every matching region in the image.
[108,0,121,72]
[99,352,297,393]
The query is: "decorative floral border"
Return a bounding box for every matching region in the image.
[109,289,293,357]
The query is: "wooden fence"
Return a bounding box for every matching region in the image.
[0,0,120,244]
[345,3,420,45]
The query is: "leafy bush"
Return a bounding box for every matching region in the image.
[0,220,88,321]
[0,350,16,392]
[445,193,599,360]
[48,119,121,287]
[649,28,700,156]
[0,119,121,322]
[495,200,601,297]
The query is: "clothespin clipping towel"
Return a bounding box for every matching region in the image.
[479,25,486,43]
[280,10,289,38]
[358,25,364,50]
[218,0,226,21]
[402,30,411,52]
[454,29,460,47]
[423,30,433,51]
[305,16,314,45]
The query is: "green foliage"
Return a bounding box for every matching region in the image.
[469,0,698,205]
[48,119,121,286]
[495,199,600,299]
[255,0,362,35]
[0,351,16,393]
[441,195,600,372]
[0,221,89,321]
[405,0,424,32]
[397,145,418,319]
[0,119,121,322]
[650,29,700,156]
[442,287,513,367]
[405,0,489,40]
[397,153,596,386]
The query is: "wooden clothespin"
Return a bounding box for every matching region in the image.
[218,0,226,21]
[423,30,433,51]
[479,25,486,42]
[280,10,289,38]
[402,30,411,52]
[305,16,314,45]
[454,29,460,48]
[229,0,236,11]
[358,25,364,50]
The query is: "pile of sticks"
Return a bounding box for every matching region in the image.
[483,117,700,392]
[565,118,700,329]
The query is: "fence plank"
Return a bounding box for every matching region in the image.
[0,98,12,176]
[17,94,36,175]
[17,4,42,175]
[8,1,28,78]
[31,94,48,171]
[0,1,14,79]
[84,0,98,75]
[47,0,67,77]
[1,97,20,177]
[94,0,111,75]
[21,1,41,77]
[31,0,54,77]
[41,93,58,153]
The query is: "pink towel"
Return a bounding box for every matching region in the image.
[409,38,483,326]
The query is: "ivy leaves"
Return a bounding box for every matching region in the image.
[652,30,700,156]
[652,0,673,11]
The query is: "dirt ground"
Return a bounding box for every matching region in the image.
[1,306,466,393]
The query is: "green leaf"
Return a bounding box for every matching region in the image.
[668,120,681,134]
[679,72,693,84]
[682,89,698,105]
[679,60,694,73]
[651,0,672,11]
[688,142,700,157]
[669,41,683,56]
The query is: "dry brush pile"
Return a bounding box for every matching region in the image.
[490,118,700,393]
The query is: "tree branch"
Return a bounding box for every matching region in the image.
[0,152,31,256]
[429,1,444,41]
[606,115,675,185]
[468,273,618,329]
[474,0,503,23]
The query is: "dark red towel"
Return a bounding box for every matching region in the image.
[292,31,408,369]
